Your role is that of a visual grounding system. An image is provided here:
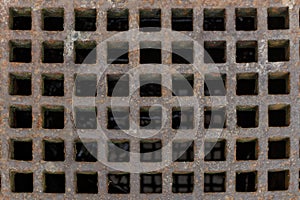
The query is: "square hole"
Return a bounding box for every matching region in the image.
[107,9,129,31]
[236,171,257,192]
[268,72,290,94]
[75,74,97,97]
[44,173,65,193]
[140,74,161,97]
[140,173,162,193]
[268,170,289,191]
[74,41,96,64]
[268,7,289,30]
[42,8,64,31]
[236,106,259,128]
[172,9,193,31]
[9,105,32,128]
[235,8,257,31]
[107,74,129,97]
[268,40,290,62]
[236,73,258,95]
[172,41,193,64]
[236,41,257,63]
[42,41,64,63]
[172,107,194,129]
[107,42,129,64]
[11,139,32,161]
[172,74,194,96]
[75,141,97,162]
[172,172,194,193]
[107,107,130,130]
[140,41,161,64]
[140,140,162,162]
[204,41,226,63]
[172,140,194,162]
[268,104,290,127]
[236,139,258,160]
[11,172,33,193]
[75,9,96,31]
[108,140,130,162]
[9,40,32,63]
[75,107,97,129]
[139,9,161,32]
[9,73,31,96]
[204,9,226,31]
[42,74,64,96]
[108,173,130,194]
[42,106,64,129]
[76,172,98,193]
[204,73,226,96]
[9,7,31,30]
[204,107,226,129]
[204,172,226,193]
[43,140,65,161]
[204,140,226,161]
[268,138,290,159]
[140,107,162,130]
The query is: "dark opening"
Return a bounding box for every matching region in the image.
[140,140,162,162]
[172,141,194,162]
[108,173,130,194]
[268,7,289,30]
[140,107,162,130]
[76,173,98,193]
[236,73,258,95]
[172,41,193,64]
[236,41,257,63]
[172,9,193,31]
[204,140,226,161]
[172,107,194,129]
[12,172,33,193]
[204,172,226,192]
[44,140,65,161]
[236,106,258,128]
[172,173,194,193]
[108,140,130,162]
[204,41,226,63]
[235,8,257,31]
[9,7,32,30]
[42,74,64,96]
[10,106,32,128]
[74,41,96,64]
[9,73,32,96]
[140,41,161,64]
[268,138,289,159]
[268,72,290,94]
[204,73,226,96]
[236,139,258,160]
[42,41,64,63]
[107,107,130,130]
[107,74,129,97]
[204,107,226,129]
[204,9,226,31]
[44,173,65,193]
[75,9,96,31]
[268,170,289,191]
[107,9,129,31]
[268,40,289,62]
[42,8,64,31]
[140,173,162,193]
[107,42,129,64]
[140,74,161,97]
[75,107,97,129]
[75,141,97,162]
[236,171,257,192]
[9,40,32,63]
[11,140,32,161]
[42,106,64,129]
[75,74,97,97]
[139,9,161,32]
[268,104,290,127]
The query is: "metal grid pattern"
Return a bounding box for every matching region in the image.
[1,0,300,199]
